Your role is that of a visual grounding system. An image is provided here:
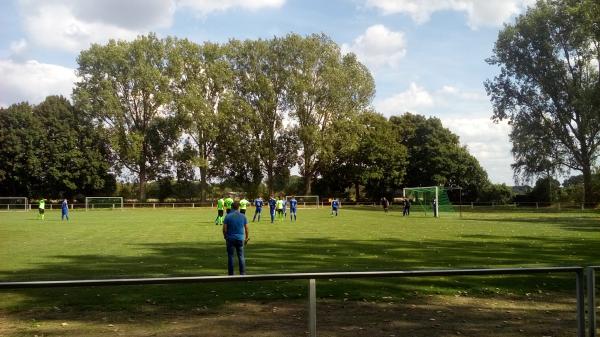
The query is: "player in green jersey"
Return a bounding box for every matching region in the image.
[215,197,225,225]
[37,198,46,220]
[239,197,249,214]
[276,197,284,221]
[224,196,234,214]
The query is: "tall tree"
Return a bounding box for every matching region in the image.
[0,97,114,198]
[168,39,233,200]
[227,38,289,193]
[74,34,178,200]
[390,113,489,197]
[285,34,375,194]
[485,0,600,203]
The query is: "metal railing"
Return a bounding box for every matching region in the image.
[0,266,591,337]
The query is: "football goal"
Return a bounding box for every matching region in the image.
[0,197,28,211]
[85,197,124,211]
[403,186,454,217]
[285,195,320,208]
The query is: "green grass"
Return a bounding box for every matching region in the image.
[1,207,599,313]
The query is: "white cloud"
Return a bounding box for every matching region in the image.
[0,59,76,107]
[177,0,285,15]
[366,0,536,29]
[376,83,514,184]
[9,39,28,56]
[342,24,406,68]
[377,82,434,115]
[441,117,513,184]
[18,0,285,52]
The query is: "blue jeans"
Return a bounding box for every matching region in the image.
[226,238,245,275]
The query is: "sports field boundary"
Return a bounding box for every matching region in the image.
[1,266,596,337]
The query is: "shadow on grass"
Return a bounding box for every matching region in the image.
[469,215,600,232]
[1,228,599,318]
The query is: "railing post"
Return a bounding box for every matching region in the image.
[588,268,596,337]
[308,278,317,337]
[577,269,586,337]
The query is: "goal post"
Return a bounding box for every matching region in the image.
[0,197,28,211]
[85,197,124,211]
[403,186,454,217]
[285,195,320,208]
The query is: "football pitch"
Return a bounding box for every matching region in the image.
[1,207,599,336]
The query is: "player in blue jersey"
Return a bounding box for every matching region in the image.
[268,195,277,223]
[61,198,69,221]
[289,196,298,221]
[331,198,339,216]
[252,197,263,222]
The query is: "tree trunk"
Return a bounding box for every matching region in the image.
[139,165,147,201]
[267,161,274,195]
[304,174,312,195]
[199,166,207,202]
[355,182,360,202]
[582,163,593,206]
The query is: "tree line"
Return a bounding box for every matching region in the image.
[0,33,500,201]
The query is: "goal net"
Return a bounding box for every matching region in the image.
[0,197,28,211]
[403,187,454,217]
[85,197,124,211]
[285,195,320,208]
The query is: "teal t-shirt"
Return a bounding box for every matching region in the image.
[224,211,247,241]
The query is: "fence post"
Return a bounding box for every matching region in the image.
[153,203,156,209]
[582,203,585,211]
[308,278,317,337]
[588,268,596,337]
[173,203,175,209]
[558,202,561,211]
[192,203,195,208]
[576,269,586,337]
[536,202,539,209]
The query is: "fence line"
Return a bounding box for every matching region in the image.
[0,266,590,337]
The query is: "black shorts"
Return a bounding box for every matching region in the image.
[218,210,224,217]
[277,209,283,215]
[240,209,246,214]
[39,208,44,214]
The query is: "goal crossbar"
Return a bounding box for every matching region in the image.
[85,197,124,211]
[0,197,28,212]
[285,195,320,208]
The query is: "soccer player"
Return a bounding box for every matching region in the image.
[224,195,234,214]
[61,198,69,221]
[252,196,263,222]
[381,197,389,213]
[276,197,285,221]
[37,198,46,220]
[282,197,287,219]
[239,197,249,214]
[215,197,225,225]
[268,195,276,223]
[289,196,298,221]
[331,198,339,216]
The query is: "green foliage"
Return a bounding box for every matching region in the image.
[479,183,514,204]
[0,97,114,198]
[485,0,600,203]
[390,113,489,200]
[74,34,179,200]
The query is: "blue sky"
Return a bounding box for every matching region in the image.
[0,0,538,184]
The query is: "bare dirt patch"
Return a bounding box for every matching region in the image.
[0,293,580,337]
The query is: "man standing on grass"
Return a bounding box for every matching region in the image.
[276,197,285,221]
[239,197,249,214]
[37,198,46,220]
[61,198,69,221]
[224,195,234,214]
[381,197,389,213]
[289,196,298,221]
[252,196,263,222]
[268,195,277,223]
[403,198,411,216]
[223,201,249,275]
[215,196,225,225]
[331,198,339,216]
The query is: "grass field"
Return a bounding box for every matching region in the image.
[1,207,599,336]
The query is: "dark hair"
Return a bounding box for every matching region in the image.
[232,201,240,210]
